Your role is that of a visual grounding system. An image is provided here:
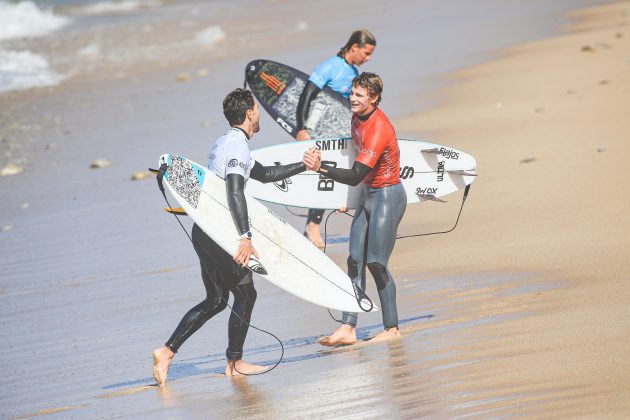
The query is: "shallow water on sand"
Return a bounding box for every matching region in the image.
[8,267,563,419]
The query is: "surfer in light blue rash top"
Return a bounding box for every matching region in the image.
[295,29,376,248]
[152,89,320,384]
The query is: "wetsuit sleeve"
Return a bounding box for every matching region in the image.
[295,81,321,131]
[354,117,393,168]
[317,161,371,187]
[250,161,306,183]
[225,173,249,235]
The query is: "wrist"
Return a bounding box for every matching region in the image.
[239,231,252,240]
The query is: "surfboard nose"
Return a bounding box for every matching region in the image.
[246,59,263,77]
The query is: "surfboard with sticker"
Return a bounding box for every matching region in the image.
[245,59,352,139]
[157,154,378,313]
[247,138,477,209]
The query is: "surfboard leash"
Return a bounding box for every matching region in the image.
[150,165,284,376]
[320,184,471,244]
[320,184,472,324]
[395,184,471,240]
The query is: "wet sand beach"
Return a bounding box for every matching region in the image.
[395,1,630,416]
[1,0,629,418]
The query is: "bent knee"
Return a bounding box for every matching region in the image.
[367,261,389,290]
[234,284,257,306]
[202,296,227,314]
[347,256,359,279]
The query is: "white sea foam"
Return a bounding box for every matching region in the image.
[194,26,226,46]
[0,1,70,41]
[0,1,69,93]
[78,41,102,59]
[0,48,63,93]
[76,0,161,15]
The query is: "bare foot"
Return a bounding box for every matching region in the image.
[305,222,325,249]
[225,359,268,376]
[318,324,357,347]
[152,347,174,386]
[369,327,401,343]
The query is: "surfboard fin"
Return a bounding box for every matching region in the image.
[447,169,478,177]
[351,282,374,312]
[148,167,159,174]
[164,207,187,215]
[248,256,268,275]
[417,194,447,203]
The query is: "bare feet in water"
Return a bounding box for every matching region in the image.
[370,327,401,342]
[318,324,357,347]
[152,347,174,386]
[305,221,325,249]
[225,359,268,376]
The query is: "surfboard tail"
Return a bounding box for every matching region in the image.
[247,257,268,275]
[417,194,448,203]
[447,169,478,177]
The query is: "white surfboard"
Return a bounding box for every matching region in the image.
[247,138,477,209]
[158,154,378,313]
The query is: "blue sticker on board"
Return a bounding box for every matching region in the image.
[164,154,173,180]
[190,161,206,188]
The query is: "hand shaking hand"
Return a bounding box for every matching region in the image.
[303,146,321,172]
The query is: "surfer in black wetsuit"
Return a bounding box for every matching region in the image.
[152,88,321,384]
[295,29,376,248]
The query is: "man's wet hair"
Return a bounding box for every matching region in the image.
[223,88,255,126]
[338,29,376,58]
[352,72,383,106]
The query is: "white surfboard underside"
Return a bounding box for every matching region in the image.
[159,154,378,313]
[248,139,477,209]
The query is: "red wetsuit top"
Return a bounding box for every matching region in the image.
[351,108,400,188]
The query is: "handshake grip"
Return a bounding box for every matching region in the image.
[303,146,322,172]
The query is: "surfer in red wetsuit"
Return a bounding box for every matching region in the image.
[304,72,406,345]
[152,89,320,384]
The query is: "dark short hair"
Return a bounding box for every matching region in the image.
[223,88,255,126]
[352,72,383,106]
[338,29,376,58]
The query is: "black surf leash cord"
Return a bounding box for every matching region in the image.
[152,164,283,376]
[321,184,472,323]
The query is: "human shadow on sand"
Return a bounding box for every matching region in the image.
[103,314,433,390]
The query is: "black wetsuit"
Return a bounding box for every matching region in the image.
[165,127,305,360]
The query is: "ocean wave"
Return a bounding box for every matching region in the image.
[0,1,70,41]
[194,26,226,46]
[73,0,162,16]
[0,48,63,93]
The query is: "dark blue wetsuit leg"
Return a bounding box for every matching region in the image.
[340,184,406,328]
[307,209,325,225]
[341,191,369,326]
[165,224,256,360]
[365,184,406,328]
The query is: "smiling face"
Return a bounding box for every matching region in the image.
[350,85,378,116]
